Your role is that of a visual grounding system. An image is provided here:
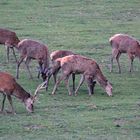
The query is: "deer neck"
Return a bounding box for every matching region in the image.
[13,83,31,102]
[96,69,107,88]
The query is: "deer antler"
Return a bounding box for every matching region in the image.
[33,81,47,101]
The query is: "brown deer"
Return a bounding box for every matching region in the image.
[42,50,75,81]
[41,50,95,94]
[0,28,20,62]
[50,55,112,96]
[41,50,76,89]
[16,39,49,79]
[109,33,140,73]
[0,71,47,114]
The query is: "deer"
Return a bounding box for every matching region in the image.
[109,33,140,73]
[0,28,20,62]
[0,71,47,114]
[41,50,76,90]
[16,39,49,79]
[41,50,96,94]
[48,55,112,96]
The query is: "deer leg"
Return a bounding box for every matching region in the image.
[37,71,40,79]
[128,55,134,72]
[72,73,75,93]
[110,57,113,73]
[74,74,85,96]
[116,52,121,73]
[87,85,93,96]
[5,46,10,63]
[6,95,16,114]
[110,49,116,72]
[44,73,52,91]
[53,73,57,84]
[130,59,134,72]
[63,75,72,96]
[91,81,96,95]
[0,94,6,112]
[37,61,43,79]
[110,48,119,73]
[51,74,67,95]
[11,47,17,63]
[16,56,25,79]
[25,58,33,79]
[53,69,59,84]
[85,76,94,96]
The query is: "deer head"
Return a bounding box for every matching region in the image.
[24,97,34,113]
[24,81,47,113]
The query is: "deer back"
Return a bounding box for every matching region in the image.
[50,50,75,61]
[59,55,96,74]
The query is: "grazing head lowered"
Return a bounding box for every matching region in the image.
[16,39,49,79]
[0,72,46,114]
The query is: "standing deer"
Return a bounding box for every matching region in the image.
[0,71,47,114]
[109,33,140,73]
[50,55,112,96]
[16,39,49,79]
[0,28,20,62]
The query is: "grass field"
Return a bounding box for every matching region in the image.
[0,0,140,139]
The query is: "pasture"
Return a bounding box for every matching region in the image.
[0,0,140,139]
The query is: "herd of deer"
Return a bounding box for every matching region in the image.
[0,28,140,114]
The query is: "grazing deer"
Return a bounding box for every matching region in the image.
[0,28,20,62]
[109,33,140,73]
[41,50,75,81]
[0,71,47,114]
[50,55,112,96]
[41,50,77,90]
[41,50,95,94]
[16,39,49,79]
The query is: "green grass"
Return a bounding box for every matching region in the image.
[0,0,140,139]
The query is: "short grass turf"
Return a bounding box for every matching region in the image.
[0,0,140,140]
